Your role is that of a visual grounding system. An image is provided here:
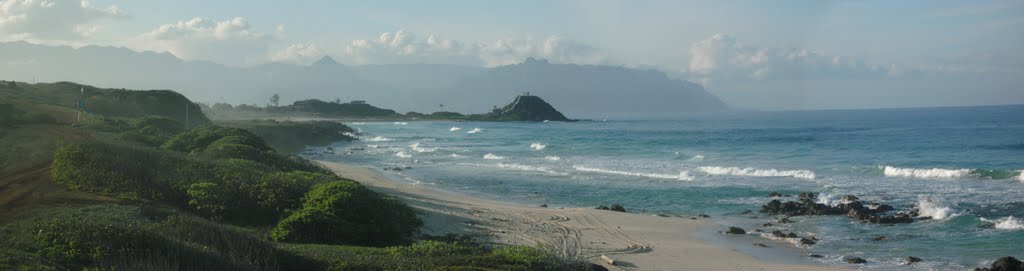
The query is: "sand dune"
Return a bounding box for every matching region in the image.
[317,161,846,271]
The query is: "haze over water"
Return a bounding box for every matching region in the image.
[315,105,1024,270]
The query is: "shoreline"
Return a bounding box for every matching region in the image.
[315,160,848,271]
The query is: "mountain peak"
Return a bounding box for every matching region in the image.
[312,55,340,67]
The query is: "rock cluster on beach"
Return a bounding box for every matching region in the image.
[760,192,919,224]
[595,204,627,212]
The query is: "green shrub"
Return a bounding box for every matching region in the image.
[187,182,230,219]
[255,171,338,215]
[270,181,422,246]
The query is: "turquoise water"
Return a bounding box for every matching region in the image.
[314,105,1024,270]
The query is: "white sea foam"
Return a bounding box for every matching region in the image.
[483,153,505,160]
[467,128,482,134]
[688,154,705,162]
[545,156,561,161]
[450,153,462,158]
[350,122,365,125]
[981,216,1024,230]
[365,136,394,142]
[572,165,695,181]
[367,144,379,148]
[449,127,462,131]
[916,197,956,220]
[495,163,566,175]
[393,122,408,125]
[395,151,412,158]
[342,132,359,138]
[1018,170,1024,182]
[530,143,547,150]
[883,166,970,179]
[696,166,816,179]
[409,142,438,153]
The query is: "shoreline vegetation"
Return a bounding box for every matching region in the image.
[0,81,592,270]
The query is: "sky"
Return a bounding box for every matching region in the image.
[1,0,1022,110]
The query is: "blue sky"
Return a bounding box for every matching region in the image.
[1,0,1021,109]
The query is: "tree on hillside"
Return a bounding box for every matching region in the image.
[270,94,280,107]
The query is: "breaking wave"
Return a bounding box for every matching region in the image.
[980,216,1024,230]
[495,163,566,175]
[572,165,695,181]
[467,128,482,134]
[530,143,547,150]
[545,156,561,161]
[393,122,408,125]
[366,136,394,142]
[483,153,505,160]
[410,142,438,153]
[449,127,461,131]
[696,166,816,180]
[883,166,970,179]
[882,166,1021,180]
[916,197,957,220]
[395,151,412,158]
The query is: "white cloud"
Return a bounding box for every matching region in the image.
[127,17,278,66]
[685,33,892,84]
[336,29,604,67]
[270,43,324,64]
[0,0,124,41]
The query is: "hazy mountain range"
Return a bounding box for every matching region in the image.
[0,42,726,117]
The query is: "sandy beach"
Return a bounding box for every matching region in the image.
[316,160,847,271]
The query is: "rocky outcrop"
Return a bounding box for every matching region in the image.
[761,193,912,224]
[472,95,571,121]
[726,227,746,234]
[975,257,1024,271]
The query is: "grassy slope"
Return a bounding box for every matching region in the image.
[0,80,588,271]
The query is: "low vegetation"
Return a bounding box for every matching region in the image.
[1,80,589,270]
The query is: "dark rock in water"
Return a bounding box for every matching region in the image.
[841,195,859,202]
[778,217,793,224]
[808,254,824,258]
[590,263,610,271]
[974,256,1023,271]
[391,167,403,171]
[698,214,711,218]
[753,229,763,233]
[799,192,816,200]
[726,227,747,234]
[656,213,669,217]
[771,230,787,238]
[596,205,610,210]
[753,243,769,247]
[539,204,548,208]
[799,238,817,245]
[610,204,627,212]
[739,210,753,214]
[762,223,774,227]
[768,192,782,197]
[786,232,799,238]
[404,166,412,169]
[868,203,894,212]
[906,256,923,264]
[845,257,867,264]
[871,235,886,241]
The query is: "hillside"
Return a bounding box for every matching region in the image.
[0,80,592,271]
[469,95,571,121]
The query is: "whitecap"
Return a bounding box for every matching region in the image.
[1018,170,1024,182]
[530,143,547,150]
[545,156,561,161]
[495,163,566,175]
[395,151,412,158]
[696,166,816,180]
[688,154,705,162]
[882,166,970,179]
[393,122,408,125]
[573,165,694,181]
[367,144,379,148]
[450,153,462,158]
[409,142,438,153]
[449,127,462,131]
[916,197,957,220]
[365,136,393,142]
[350,122,365,125]
[467,128,482,134]
[483,153,505,160]
[981,216,1024,230]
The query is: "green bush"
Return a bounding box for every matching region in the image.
[255,171,339,215]
[270,181,422,246]
[187,182,230,219]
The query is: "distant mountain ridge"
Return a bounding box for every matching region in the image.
[0,42,727,117]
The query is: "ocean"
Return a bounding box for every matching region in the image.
[312,105,1024,270]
